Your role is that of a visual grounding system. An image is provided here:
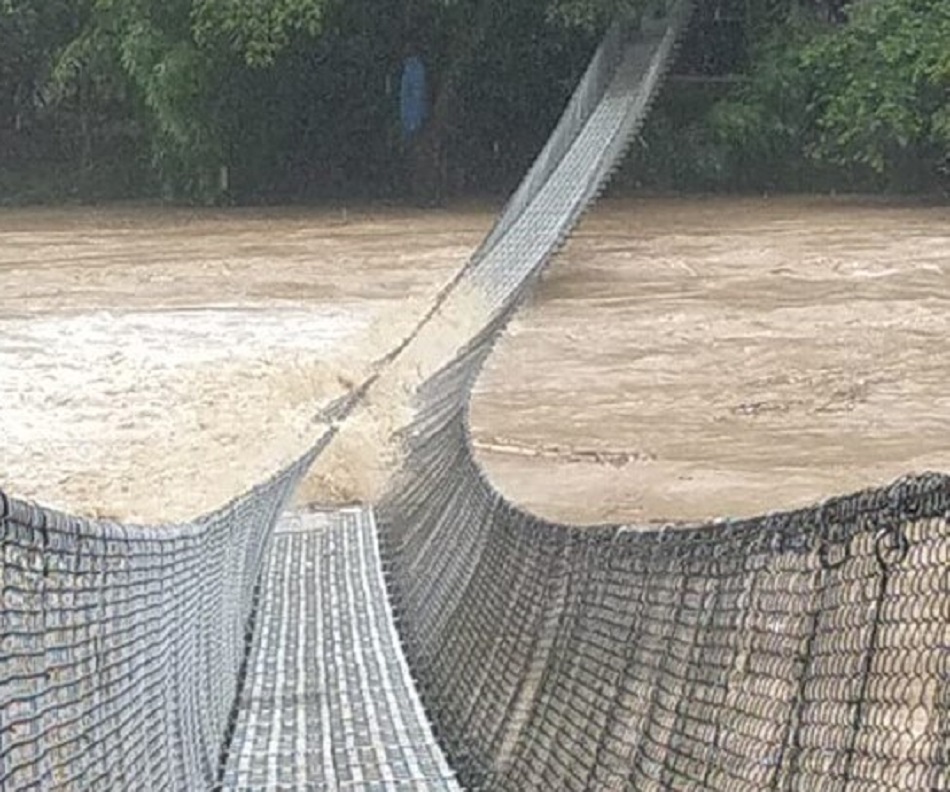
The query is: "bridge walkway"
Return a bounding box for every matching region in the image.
[221,508,459,791]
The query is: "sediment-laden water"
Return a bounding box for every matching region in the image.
[1,197,947,523]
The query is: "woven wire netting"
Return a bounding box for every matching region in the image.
[0,437,327,790]
[376,330,950,791]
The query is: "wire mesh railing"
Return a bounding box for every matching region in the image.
[376,331,950,791]
[0,436,328,790]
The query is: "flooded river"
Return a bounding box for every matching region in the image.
[1,197,947,524]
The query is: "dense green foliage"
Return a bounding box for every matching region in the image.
[1,0,947,203]
[632,0,950,192]
[804,0,950,182]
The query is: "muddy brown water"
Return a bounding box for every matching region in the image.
[0,197,947,524]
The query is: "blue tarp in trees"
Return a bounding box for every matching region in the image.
[400,56,428,139]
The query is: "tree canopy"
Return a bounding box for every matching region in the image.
[1,0,947,203]
[697,0,950,190]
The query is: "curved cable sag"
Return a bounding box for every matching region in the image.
[378,276,950,790]
[374,3,950,789]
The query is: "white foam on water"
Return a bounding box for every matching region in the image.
[0,305,371,521]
